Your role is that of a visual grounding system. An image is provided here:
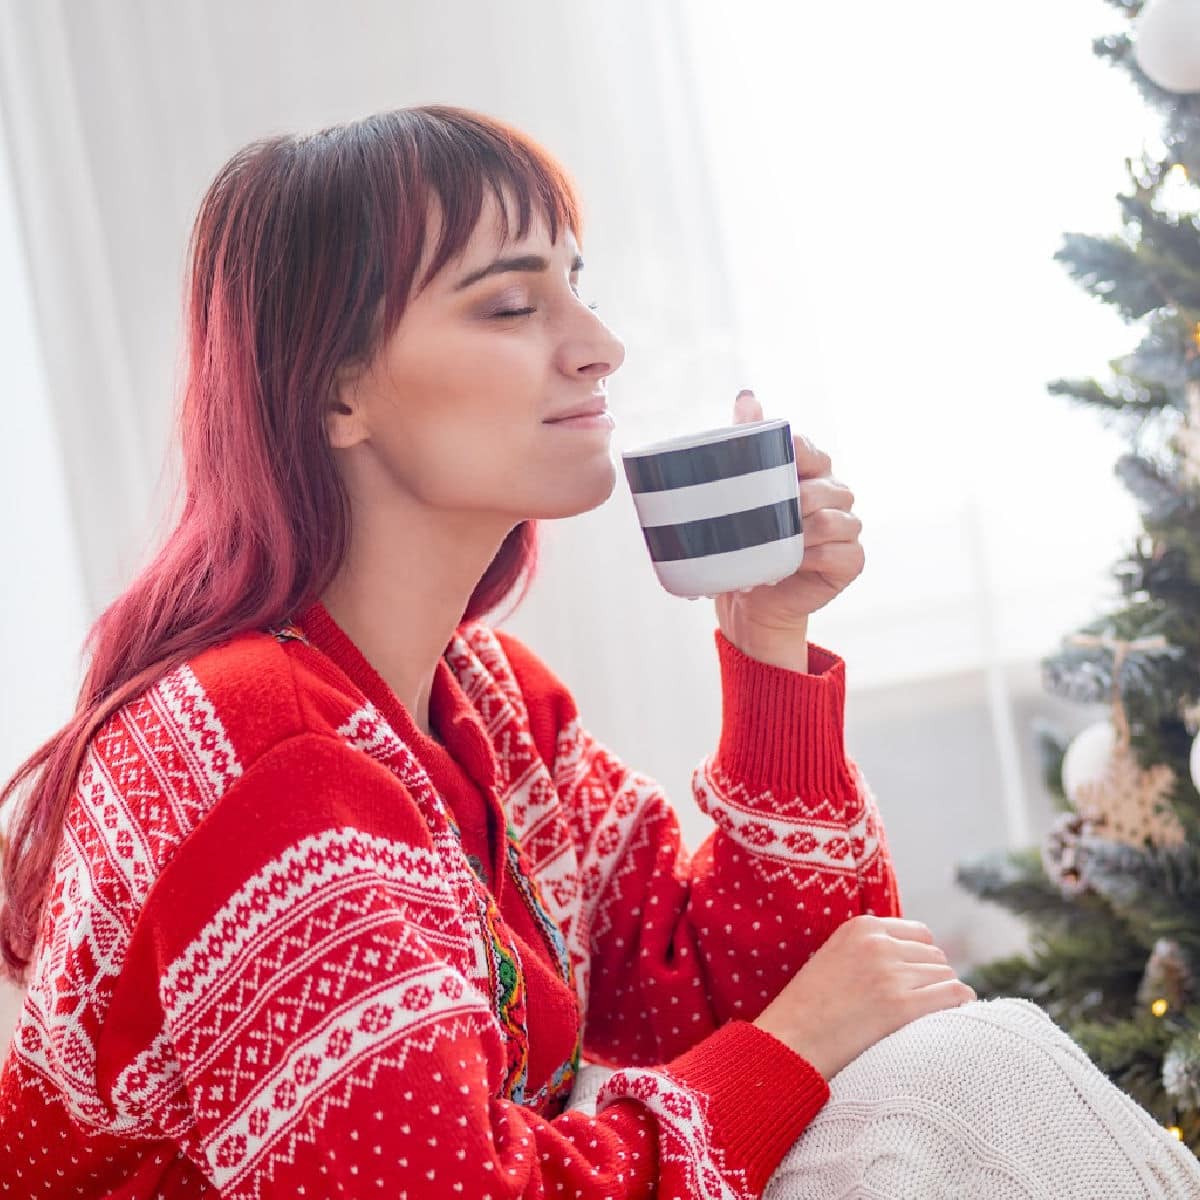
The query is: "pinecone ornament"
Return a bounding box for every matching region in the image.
[1042,810,1098,896]
[1137,938,1194,1013]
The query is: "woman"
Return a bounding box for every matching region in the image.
[0,105,1194,1199]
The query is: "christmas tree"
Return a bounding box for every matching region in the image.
[955,0,1200,1153]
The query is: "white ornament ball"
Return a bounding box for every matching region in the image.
[1061,720,1115,806]
[1133,0,1200,93]
[1190,728,1200,792]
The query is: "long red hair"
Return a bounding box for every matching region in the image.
[0,105,584,979]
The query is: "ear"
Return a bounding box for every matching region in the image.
[326,361,371,451]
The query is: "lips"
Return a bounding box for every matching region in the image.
[545,396,609,422]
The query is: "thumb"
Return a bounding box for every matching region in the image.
[734,388,763,424]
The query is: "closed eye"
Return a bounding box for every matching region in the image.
[491,300,600,319]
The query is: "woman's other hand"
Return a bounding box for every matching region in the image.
[752,914,976,1080]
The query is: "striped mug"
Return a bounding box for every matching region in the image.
[621,418,805,600]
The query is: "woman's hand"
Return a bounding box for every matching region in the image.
[714,390,864,660]
[752,914,976,1080]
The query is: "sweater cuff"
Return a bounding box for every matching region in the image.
[714,628,851,798]
[665,1019,829,1195]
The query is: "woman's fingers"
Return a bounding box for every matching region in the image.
[902,961,960,987]
[905,976,978,1016]
[792,433,833,479]
[798,476,855,517]
[799,508,863,547]
[893,940,950,966]
[874,917,937,945]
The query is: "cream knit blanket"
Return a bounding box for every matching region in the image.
[566,998,1200,1198]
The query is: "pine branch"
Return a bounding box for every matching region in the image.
[1040,605,1185,710]
[1159,530,1200,608]
[1118,196,1200,308]
[1041,646,1115,705]
[955,847,1076,921]
[1054,233,1167,320]
[1121,196,1200,268]
[1115,452,1191,523]
[1047,376,1172,448]
[1126,541,1200,612]
[963,914,1145,1026]
[1032,717,1071,810]
[962,953,1046,1003]
[1030,919,1147,1025]
[1048,376,1174,416]
[1115,313,1200,393]
[1081,839,1200,956]
[1072,1013,1181,1122]
[955,848,1147,1018]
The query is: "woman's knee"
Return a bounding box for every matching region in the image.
[827,996,1061,1099]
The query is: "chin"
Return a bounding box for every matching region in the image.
[536,457,618,519]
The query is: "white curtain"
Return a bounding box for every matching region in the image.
[677,0,1157,691]
[0,0,1155,840]
[0,62,90,814]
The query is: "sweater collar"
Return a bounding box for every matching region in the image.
[292,598,473,767]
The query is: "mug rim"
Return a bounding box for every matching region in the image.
[620,416,790,458]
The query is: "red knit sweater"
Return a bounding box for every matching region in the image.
[0,602,900,1198]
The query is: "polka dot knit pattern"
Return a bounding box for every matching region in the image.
[0,600,897,1198]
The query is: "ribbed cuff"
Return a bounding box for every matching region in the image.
[714,628,851,798]
[665,1020,829,1196]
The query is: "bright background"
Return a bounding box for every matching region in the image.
[0,0,1163,1046]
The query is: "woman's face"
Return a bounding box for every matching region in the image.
[329,189,626,526]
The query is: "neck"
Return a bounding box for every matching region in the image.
[320,492,516,738]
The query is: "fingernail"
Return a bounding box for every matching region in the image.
[736,388,755,401]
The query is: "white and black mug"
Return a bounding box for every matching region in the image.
[621,417,805,600]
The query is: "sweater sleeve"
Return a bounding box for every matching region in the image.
[102,732,824,1199]
[495,626,902,1070]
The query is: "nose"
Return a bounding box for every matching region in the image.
[573,313,625,383]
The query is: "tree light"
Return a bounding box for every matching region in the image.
[1151,998,1169,1017]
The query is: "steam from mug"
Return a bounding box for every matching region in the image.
[621,418,805,599]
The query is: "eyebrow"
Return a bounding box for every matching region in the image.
[454,252,585,291]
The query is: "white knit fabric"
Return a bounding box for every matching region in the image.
[566,999,1200,1198]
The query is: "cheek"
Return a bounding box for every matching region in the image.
[369,332,559,501]
[409,337,541,425]
[425,343,545,450]
[375,386,537,506]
